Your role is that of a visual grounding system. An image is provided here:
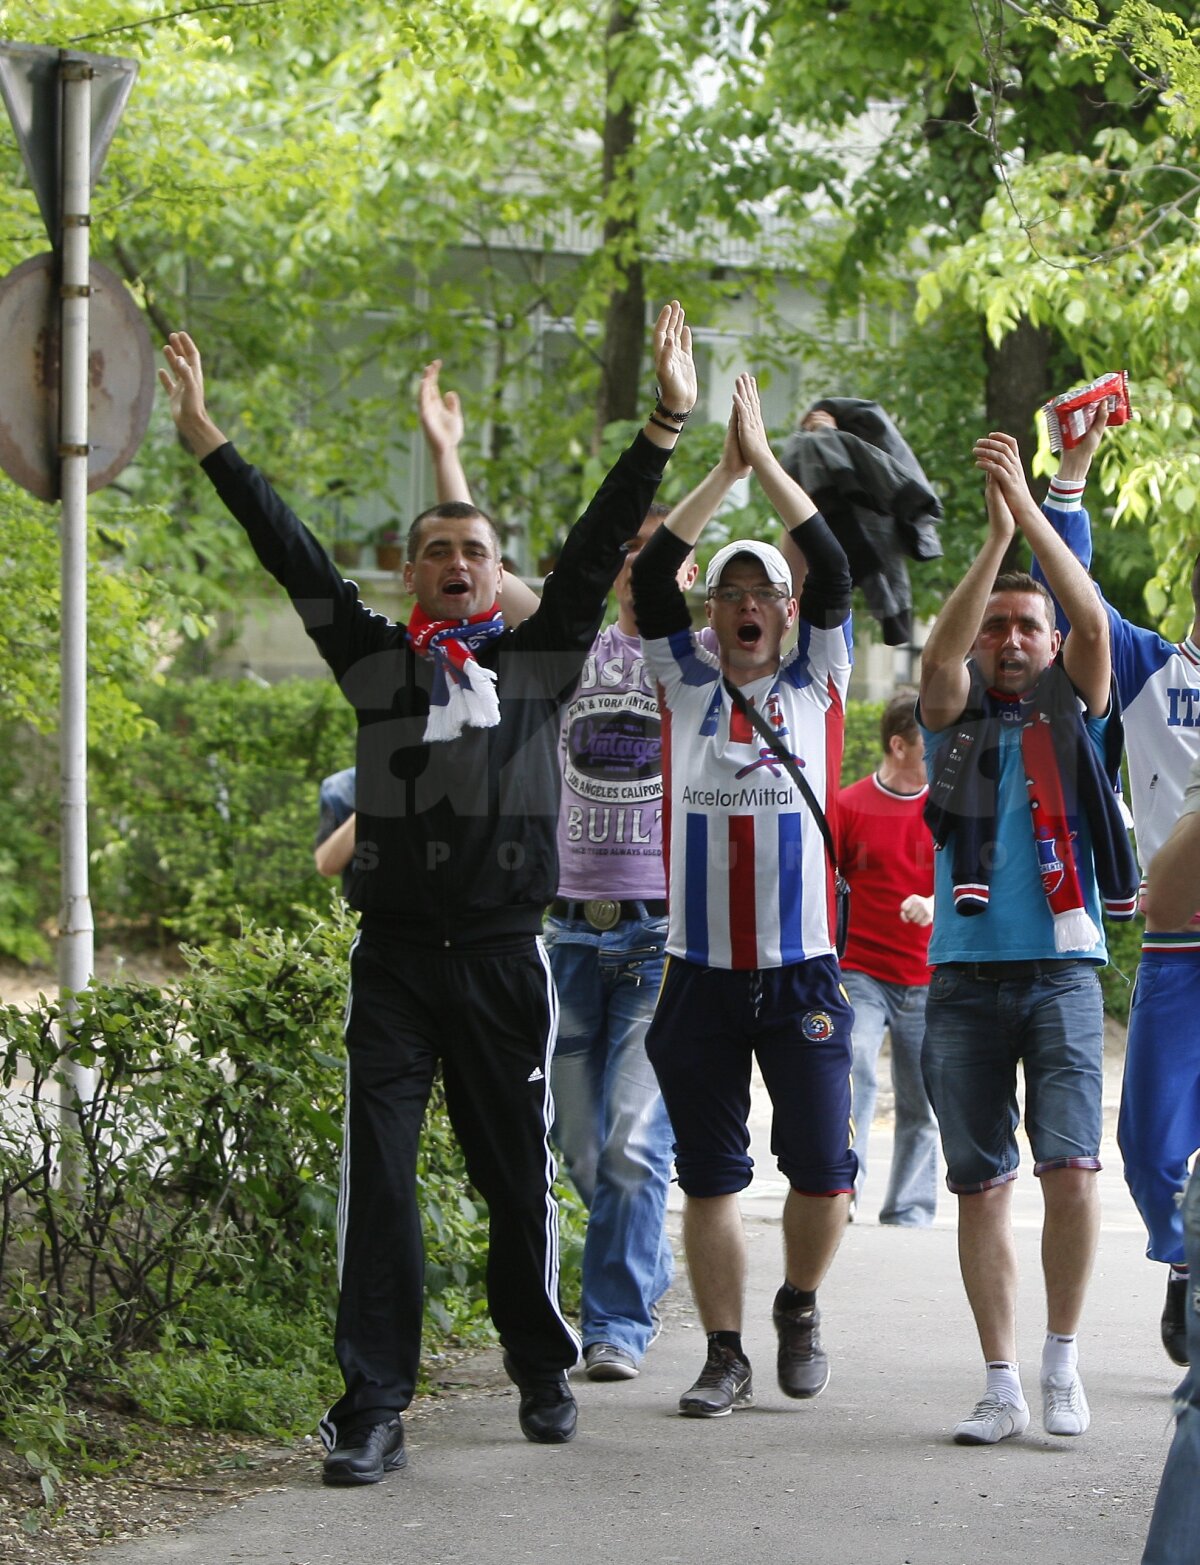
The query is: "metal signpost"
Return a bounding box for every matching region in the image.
[0,42,145,1117]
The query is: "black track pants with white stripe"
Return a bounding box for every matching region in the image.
[323,929,580,1437]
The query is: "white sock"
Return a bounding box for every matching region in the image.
[985,1361,1026,1407]
[1041,1332,1078,1380]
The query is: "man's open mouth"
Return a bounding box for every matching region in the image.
[737,624,762,645]
[442,581,469,596]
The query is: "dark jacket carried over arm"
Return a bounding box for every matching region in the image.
[781,397,942,646]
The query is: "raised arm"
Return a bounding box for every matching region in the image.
[1054,400,1108,496]
[975,430,1110,715]
[630,407,744,641]
[731,373,817,533]
[642,300,697,451]
[1032,409,1104,636]
[417,360,473,505]
[416,359,538,625]
[158,331,229,460]
[919,475,1016,733]
[659,404,749,549]
[730,374,850,627]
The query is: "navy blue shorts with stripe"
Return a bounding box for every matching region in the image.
[645,953,858,1198]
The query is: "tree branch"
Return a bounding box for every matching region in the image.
[69,0,284,46]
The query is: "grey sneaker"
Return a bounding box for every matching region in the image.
[772,1297,830,1399]
[584,1343,638,1381]
[678,1342,753,1417]
[1042,1369,1090,1436]
[953,1392,1030,1445]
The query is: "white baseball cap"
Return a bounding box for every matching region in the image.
[705,540,793,595]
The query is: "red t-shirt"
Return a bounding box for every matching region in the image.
[835,772,935,988]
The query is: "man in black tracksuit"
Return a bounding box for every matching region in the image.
[159,307,697,1481]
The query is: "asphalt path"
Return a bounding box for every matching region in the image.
[89,1041,1179,1565]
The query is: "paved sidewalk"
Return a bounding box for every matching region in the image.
[89,1047,1178,1565]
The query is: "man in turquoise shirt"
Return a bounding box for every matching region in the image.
[918,428,1124,1449]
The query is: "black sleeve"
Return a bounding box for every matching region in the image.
[200,443,395,681]
[630,523,694,640]
[793,510,852,629]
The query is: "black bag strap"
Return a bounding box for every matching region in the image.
[723,677,842,879]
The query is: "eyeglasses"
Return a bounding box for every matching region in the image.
[707,584,790,606]
[618,537,646,555]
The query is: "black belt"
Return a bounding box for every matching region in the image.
[938,959,1081,982]
[548,897,667,931]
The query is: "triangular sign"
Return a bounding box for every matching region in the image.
[0,41,137,249]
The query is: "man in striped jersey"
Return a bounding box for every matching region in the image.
[632,374,857,1418]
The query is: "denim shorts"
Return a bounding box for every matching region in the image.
[921,960,1104,1193]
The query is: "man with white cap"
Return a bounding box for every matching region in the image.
[631,375,856,1418]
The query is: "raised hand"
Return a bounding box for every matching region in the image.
[1057,400,1109,483]
[652,300,697,417]
[158,331,205,427]
[731,372,772,469]
[157,331,226,460]
[417,359,464,458]
[718,403,751,481]
[973,431,1036,520]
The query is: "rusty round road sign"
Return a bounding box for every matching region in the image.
[0,250,155,501]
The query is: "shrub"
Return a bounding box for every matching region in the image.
[842,698,884,787]
[88,676,357,944]
[0,909,587,1490]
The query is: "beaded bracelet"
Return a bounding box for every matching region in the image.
[653,390,690,425]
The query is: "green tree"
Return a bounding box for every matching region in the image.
[713,0,1200,621]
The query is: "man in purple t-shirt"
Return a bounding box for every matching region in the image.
[543,503,697,1379]
[417,364,707,1380]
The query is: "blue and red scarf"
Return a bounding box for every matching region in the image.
[925,662,1138,950]
[407,602,506,742]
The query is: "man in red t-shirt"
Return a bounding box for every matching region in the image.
[836,691,939,1225]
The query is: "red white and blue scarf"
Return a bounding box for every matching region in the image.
[407,603,506,742]
[925,662,1138,949]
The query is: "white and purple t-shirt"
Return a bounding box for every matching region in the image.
[555,623,720,900]
[642,619,852,970]
[555,624,668,900]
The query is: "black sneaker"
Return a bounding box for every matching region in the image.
[1162,1274,1190,1366]
[773,1296,830,1399]
[503,1352,578,1443]
[321,1416,406,1485]
[678,1341,753,1417]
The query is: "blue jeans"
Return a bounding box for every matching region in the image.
[1119,945,1200,1265]
[843,969,938,1226]
[1142,1166,1200,1563]
[922,961,1104,1192]
[544,910,675,1361]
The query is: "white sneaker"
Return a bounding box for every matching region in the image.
[953,1392,1030,1445]
[1042,1369,1090,1436]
